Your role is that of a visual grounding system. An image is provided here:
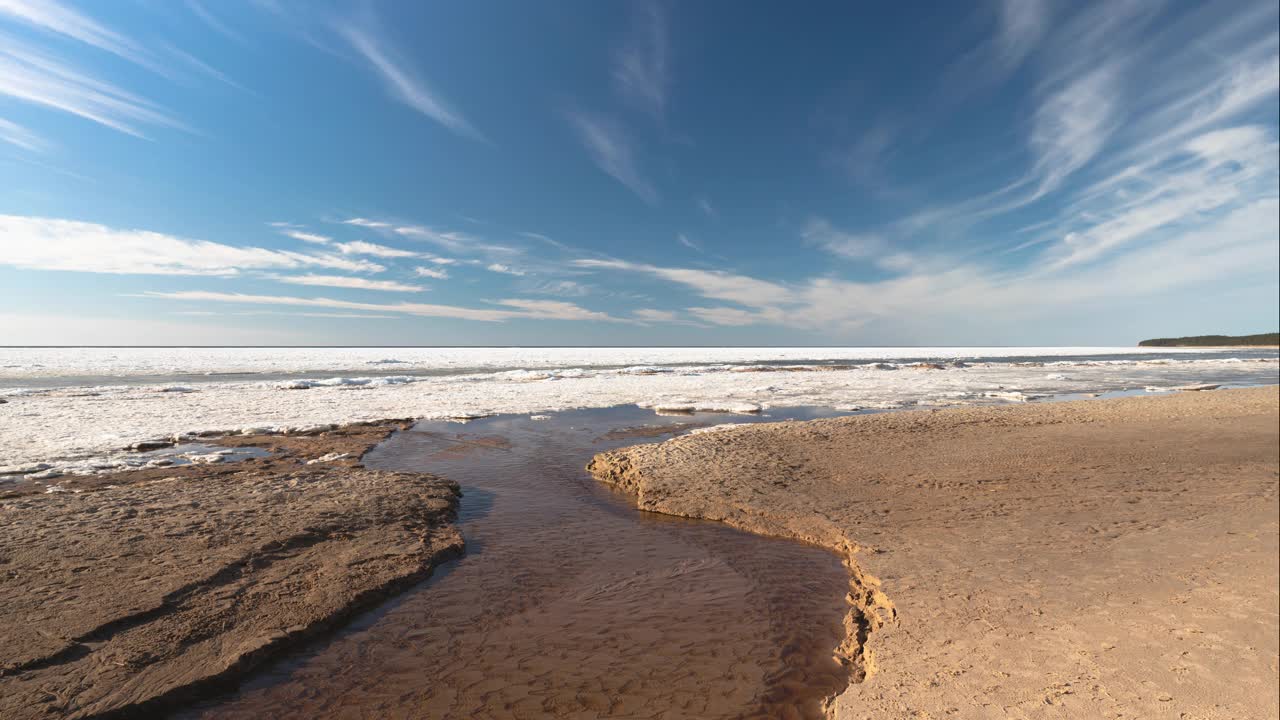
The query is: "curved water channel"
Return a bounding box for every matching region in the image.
[188,405,854,719]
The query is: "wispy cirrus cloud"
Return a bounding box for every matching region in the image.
[342,217,393,229]
[931,0,1052,113]
[392,225,479,253]
[138,290,631,323]
[0,0,239,136]
[185,0,246,44]
[0,116,48,151]
[686,306,781,327]
[872,0,1278,264]
[0,0,159,72]
[0,215,384,276]
[696,196,716,218]
[1037,125,1279,271]
[339,217,527,260]
[613,1,668,119]
[281,229,332,244]
[801,219,884,260]
[342,217,484,254]
[337,20,484,141]
[162,41,248,92]
[574,258,791,307]
[413,266,449,279]
[992,0,1049,73]
[333,240,419,258]
[486,263,526,276]
[631,308,706,326]
[802,219,923,273]
[1026,64,1118,199]
[494,298,619,322]
[521,279,590,297]
[577,188,1278,334]
[265,274,424,293]
[567,111,657,204]
[676,233,701,253]
[0,32,186,138]
[632,308,678,323]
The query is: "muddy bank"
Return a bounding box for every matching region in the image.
[0,422,462,719]
[589,386,1280,719]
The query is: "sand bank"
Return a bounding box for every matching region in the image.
[0,423,462,719]
[590,386,1280,719]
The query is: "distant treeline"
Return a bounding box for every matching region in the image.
[1139,333,1279,347]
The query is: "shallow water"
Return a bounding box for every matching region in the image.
[187,405,855,720]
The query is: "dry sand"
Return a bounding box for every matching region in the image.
[0,422,463,719]
[590,386,1280,719]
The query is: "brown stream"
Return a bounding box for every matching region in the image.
[187,405,852,719]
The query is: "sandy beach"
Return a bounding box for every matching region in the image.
[0,423,462,719]
[590,386,1280,719]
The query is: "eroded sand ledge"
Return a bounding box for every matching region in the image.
[589,386,1280,719]
[0,423,463,719]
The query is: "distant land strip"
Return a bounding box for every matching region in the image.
[1139,333,1279,347]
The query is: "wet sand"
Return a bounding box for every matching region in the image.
[590,386,1280,719]
[0,423,462,719]
[187,406,855,720]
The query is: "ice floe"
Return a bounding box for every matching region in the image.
[0,348,1275,473]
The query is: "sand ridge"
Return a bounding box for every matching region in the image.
[589,386,1280,719]
[0,422,463,719]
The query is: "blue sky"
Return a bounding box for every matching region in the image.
[1,0,1277,346]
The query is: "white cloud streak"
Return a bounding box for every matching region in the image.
[801,219,884,260]
[523,279,590,297]
[338,217,522,259]
[0,0,159,71]
[139,290,630,323]
[993,0,1049,72]
[1027,65,1118,198]
[1042,125,1279,270]
[0,215,385,276]
[265,274,424,293]
[337,22,483,141]
[413,266,450,279]
[567,111,657,204]
[0,116,47,151]
[185,0,246,44]
[494,299,620,323]
[575,173,1278,335]
[486,263,526,276]
[392,225,478,253]
[574,258,792,308]
[613,1,667,118]
[342,217,393,229]
[334,240,419,258]
[0,32,185,138]
[282,229,332,245]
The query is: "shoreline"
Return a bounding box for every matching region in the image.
[4,366,1277,482]
[3,385,1277,717]
[589,386,1280,718]
[0,422,463,719]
